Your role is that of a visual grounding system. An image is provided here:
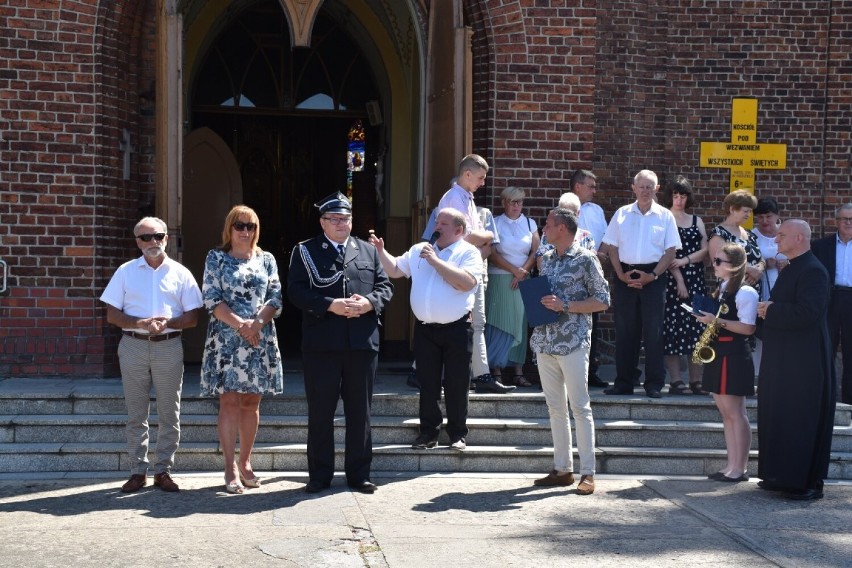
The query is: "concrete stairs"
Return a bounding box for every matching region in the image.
[1,372,851,479]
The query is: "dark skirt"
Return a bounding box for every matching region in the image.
[701,335,755,396]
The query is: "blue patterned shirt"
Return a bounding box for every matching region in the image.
[530,242,610,356]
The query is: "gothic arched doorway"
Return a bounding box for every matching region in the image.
[185,0,390,355]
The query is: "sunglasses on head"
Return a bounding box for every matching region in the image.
[135,233,166,242]
[232,222,257,232]
[713,257,733,266]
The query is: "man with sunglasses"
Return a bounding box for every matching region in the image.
[288,192,393,494]
[100,217,202,493]
[813,203,852,405]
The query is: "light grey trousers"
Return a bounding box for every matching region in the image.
[117,335,184,475]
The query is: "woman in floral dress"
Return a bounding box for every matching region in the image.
[201,205,283,494]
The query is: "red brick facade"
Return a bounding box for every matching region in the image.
[1,1,849,376]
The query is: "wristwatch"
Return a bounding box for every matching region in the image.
[256,316,265,326]
[653,271,659,280]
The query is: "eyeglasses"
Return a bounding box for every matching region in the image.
[713,257,733,266]
[232,222,257,232]
[321,216,352,225]
[838,216,852,224]
[135,233,166,242]
[508,199,524,206]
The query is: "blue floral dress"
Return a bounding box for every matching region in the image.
[200,248,284,396]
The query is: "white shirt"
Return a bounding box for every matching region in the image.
[490,214,536,275]
[603,200,681,264]
[436,183,483,234]
[752,228,786,300]
[721,281,759,325]
[578,201,607,251]
[397,239,482,323]
[100,255,203,333]
[835,235,852,287]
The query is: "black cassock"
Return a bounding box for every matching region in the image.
[758,250,835,491]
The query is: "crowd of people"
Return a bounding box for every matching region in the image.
[100,155,846,502]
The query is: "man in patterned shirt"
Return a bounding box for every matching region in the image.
[530,208,610,495]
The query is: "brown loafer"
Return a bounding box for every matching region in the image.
[153,472,180,492]
[577,475,595,495]
[121,474,148,493]
[533,470,575,487]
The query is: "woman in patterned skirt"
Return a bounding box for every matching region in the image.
[661,176,709,394]
[697,243,758,483]
[201,205,284,494]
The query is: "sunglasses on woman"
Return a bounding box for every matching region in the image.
[713,257,733,266]
[232,222,257,232]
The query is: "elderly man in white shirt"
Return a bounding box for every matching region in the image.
[100,217,202,493]
[602,170,681,398]
[370,208,481,451]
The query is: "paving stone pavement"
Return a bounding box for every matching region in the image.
[0,472,850,568]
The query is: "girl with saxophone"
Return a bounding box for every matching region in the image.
[694,243,758,483]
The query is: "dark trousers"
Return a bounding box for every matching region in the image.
[829,289,852,404]
[303,349,376,485]
[589,311,600,376]
[414,318,472,441]
[612,275,667,392]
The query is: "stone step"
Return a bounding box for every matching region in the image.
[3,393,850,427]
[5,413,852,453]
[2,442,850,480]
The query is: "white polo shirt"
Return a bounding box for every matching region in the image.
[578,201,607,251]
[397,239,482,324]
[603,200,681,264]
[100,255,203,333]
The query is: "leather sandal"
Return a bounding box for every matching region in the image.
[668,380,690,395]
[513,374,533,387]
[689,381,708,395]
[225,479,245,494]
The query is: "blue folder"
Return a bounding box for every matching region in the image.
[518,276,560,327]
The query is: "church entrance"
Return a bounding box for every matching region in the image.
[183,1,384,358]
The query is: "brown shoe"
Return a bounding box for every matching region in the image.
[533,470,575,487]
[577,475,595,495]
[121,474,147,493]
[153,472,180,492]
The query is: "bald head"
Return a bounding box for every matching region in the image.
[775,219,811,258]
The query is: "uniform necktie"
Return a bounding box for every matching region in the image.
[337,244,345,258]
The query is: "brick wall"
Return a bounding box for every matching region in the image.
[0,1,156,376]
[0,0,849,376]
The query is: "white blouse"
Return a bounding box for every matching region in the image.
[490,214,537,274]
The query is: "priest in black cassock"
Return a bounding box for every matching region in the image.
[756,219,835,500]
[288,192,393,495]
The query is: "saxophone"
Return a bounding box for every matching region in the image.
[691,298,730,364]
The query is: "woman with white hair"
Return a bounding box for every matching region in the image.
[535,192,596,266]
[485,187,540,386]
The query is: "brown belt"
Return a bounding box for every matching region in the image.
[123,330,182,342]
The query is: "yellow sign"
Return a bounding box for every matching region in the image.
[699,98,787,194]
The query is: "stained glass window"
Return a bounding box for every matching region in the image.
[347,119,365,193]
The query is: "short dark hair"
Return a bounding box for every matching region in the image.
[550,208,578,233]
[661,175,694,208]
[569,169,596,191]
[754,197,779,215]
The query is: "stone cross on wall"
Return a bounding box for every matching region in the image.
[119,128,134,181]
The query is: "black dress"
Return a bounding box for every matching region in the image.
[702,286,757,396]
[663,215,706,355]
